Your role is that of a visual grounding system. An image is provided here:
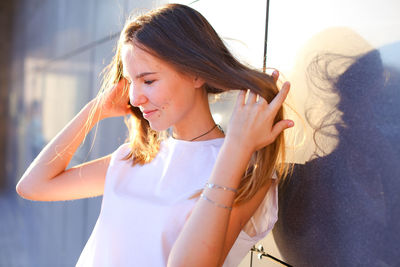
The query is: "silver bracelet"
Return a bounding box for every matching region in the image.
[205,182,238,193]
[200,193,232,211]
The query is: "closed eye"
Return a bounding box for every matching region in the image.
[144,80,155,85]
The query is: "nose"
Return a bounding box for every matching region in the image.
[129,82,147,107]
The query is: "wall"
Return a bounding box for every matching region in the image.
[0,0,16,190]
[4,0,166,266]
[3,0,288,266]
[267,0,400,266]
[5,0,398,266]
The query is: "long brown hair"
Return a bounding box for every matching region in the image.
[97,3,290,205]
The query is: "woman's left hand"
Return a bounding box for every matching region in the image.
[226,79,294,154]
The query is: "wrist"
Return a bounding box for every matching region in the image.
[220,139,254,169]
[208,140,253,190]
[86,98,107,122]
[224,135,255,158]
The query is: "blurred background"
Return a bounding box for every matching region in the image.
[1,0,399,266]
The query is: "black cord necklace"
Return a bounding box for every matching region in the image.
[172,124,220,141]
[190,124,219,141]
[172,124,224,141]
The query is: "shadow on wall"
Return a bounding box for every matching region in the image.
[273,28,400,267]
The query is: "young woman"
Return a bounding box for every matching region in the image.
[16,4,293,267]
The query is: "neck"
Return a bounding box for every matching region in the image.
[172,111,224,141]
[172,92,224,141]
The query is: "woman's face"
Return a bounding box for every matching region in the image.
[121,43,202,131]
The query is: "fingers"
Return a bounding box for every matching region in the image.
[235,89,246,108]
[246,90,257,105]
[235,89,259,108]
[239,69,280,107]
[115,80,130,103]
[271,120,294,139]
[272,70,279,83]
[119,77,130,91]
[236,77,288,111]
[268,81,290,114]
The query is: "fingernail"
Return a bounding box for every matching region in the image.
[288,121,294,127]
[273,70,278,75]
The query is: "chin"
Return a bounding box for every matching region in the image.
[148,121,170,132]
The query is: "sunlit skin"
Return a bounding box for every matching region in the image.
[121,43,224,140]
[16,42,294,267]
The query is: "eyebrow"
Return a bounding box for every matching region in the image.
[135,72,157,79]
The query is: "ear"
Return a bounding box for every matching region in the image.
[193,76,205,89]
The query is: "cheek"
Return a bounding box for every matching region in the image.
[152,84,175,109]
[153,79,194,113]
[157,97,171,111]
[162,95,187,113]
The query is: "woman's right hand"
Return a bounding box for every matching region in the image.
[97,78,132,119]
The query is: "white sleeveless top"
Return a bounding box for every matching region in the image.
[76,137,278,267]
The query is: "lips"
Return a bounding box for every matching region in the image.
[142,109,158,118]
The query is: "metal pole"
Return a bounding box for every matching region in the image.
[263,0,270,73]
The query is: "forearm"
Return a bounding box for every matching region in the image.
[168,140,252,267]
[16,99,104,196]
